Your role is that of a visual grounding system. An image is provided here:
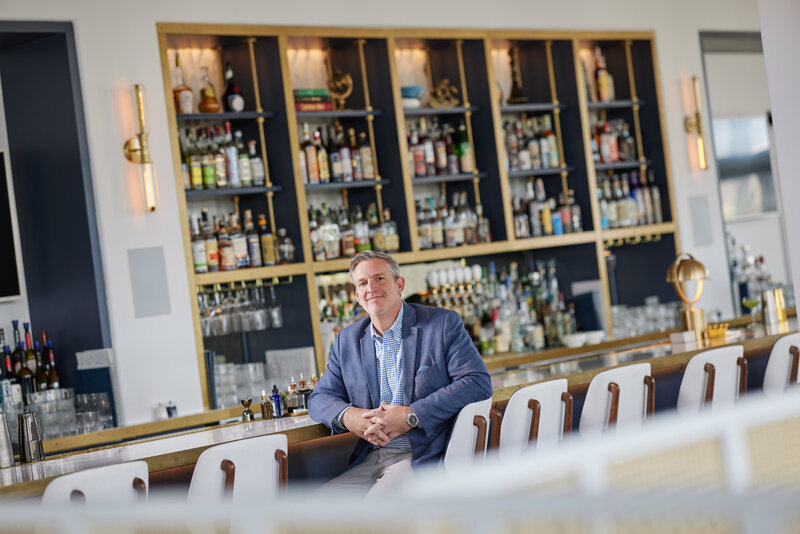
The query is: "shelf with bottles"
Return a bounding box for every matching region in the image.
[586,100,644,110]
[176,111,275,122]
[507,166,572,179]
[601,222,676,244]
[499,103,565,114]
[402,106,479,117]
[185,184,283,199]
[304,179,390,192]
[595,167,670,233]
[411,172,486,185]
[577,40,634,105]
[595,160,651,172]
[295,109,382,119]
[297,121,382,187]
[509,177,589,240]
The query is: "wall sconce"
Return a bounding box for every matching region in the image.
[123,84,158,212]
[683,75,708,171]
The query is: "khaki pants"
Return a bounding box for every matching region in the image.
[320,447,413,498]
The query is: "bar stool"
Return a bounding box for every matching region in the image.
[498,379,572,460]
[41,461,148,505]
[763,333,800,395]
[442,398,492,471]
[187,434,288,502]
[579,363,655,439]
[677,345,747,414]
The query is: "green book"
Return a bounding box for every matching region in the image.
[293,88,330,98]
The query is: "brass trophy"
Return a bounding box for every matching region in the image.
[325,48,353,111]
[507,46,528,104]
[241,399,254,422]
[429,79,460,108]
[666,253,710,342]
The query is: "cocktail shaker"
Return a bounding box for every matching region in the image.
[17,412,45,463]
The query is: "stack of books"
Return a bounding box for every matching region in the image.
[294,88,333,112]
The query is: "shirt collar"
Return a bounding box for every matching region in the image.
[370,302,404,341]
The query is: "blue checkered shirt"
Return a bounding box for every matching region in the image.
[332,305,411,450]
[371,305,411,449]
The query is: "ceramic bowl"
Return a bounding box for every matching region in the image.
[561,332,587,348]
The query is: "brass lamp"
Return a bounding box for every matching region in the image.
[666,252,709,340]
[124,84,158,212]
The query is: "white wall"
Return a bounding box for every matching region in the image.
[0,0,760,424]
[757,0,800,308]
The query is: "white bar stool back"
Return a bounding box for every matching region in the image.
[579,363,654,439]
[498,379,572,460]
[187,433,288,502]
[41,460,148,505]
[677,345,747,414]
[442,398,492,471]
[763,333,800,395]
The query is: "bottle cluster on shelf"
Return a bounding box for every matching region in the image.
[503,114,561,172]
[415,192,491,250]
[190,208,295,274]
[407,118,474,178]
[423,259,582,355]
[309,203,399,262]
[588,46,616,103]
[180,122,267,190]
[590,119,637,164]
[597,170,663,230]
[299,122,376,185]
[0,320,61,406]
[173,56,245,114]
[512,179,583,239]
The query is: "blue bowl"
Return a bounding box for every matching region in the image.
[401,85,424,99]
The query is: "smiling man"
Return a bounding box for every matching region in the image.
[308,251,492,496]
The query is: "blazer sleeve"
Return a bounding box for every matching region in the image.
[308,331,352,432]
[409,310,492,437]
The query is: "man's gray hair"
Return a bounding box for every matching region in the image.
[349,251,401,282]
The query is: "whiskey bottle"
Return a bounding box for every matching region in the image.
[459,191,478,245]
[348,128,363,181]
[198,66,222,113]
[409,122,426,177]
[339,207,356,257]
[315,129,331,184]
[352,206,371,253]
[526,119,542,170]
[309,209,326,262]
[416,200,432,250]
[455,122,474,173]
[541,115,560,168]
[202,210,220,272]
[223,122,240,188]
[217,220,236,271]
[300,122,319,184]
[327,125,343,182]
[277,228,295,264]
[594,47,615,102]
[382,208,400,253]
[244,210,262,268]
[257,214,277,266]
[222,62,245,113]
[648,170,663,223]
[234,131,252,188]
[429,197,444,249]
[212,129,228,188]
[337,125,353,182]
[419,118,436,176]
[248,140,266,187]
[476,203,491,243]
[173,54,194,114]
[359,131,375,180]
[432,119,449,175]
[230,214,250,269]
[319,204,341,260]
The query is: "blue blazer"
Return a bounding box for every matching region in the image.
[308,302,493,468]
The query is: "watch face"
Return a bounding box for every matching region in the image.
[407,412,419,428]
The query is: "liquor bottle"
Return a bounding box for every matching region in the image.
[525,181,541,237]
[416,200,431,250]
[559,192,573,234]
[234,131,252,188]
[5,347,22,404]
[603,175,618,229]
[526,119,542,170]
[429,197,444,249]
[309,209,325,262]
[222,62,245,113]
[277,228,295,264]
[352,206,371,253]
[432,119,449,175]
[551,198,564,235]
[594,47,615,102]
[382,207,400,253]
[337,125,353,182]
[244,210,262,268]
[319,204,341,260]
[269,384,283,418]
[223,122,240,187]
[217,219,236,271]
[459,191,478,245]
[190,214,208,273]
[513,196,529,239]
[257,214,277,266]
[198,66,222,113]
[359,131,375,180]
[186,129,203,190]
[444,123,460,175]
[230,213,250,269]
[298,374,312,406]
[314,129,330,184]
[537,119,551,169]
[45,340,60,390]
[368,203,385,252]
[0,346,12,404]
[620,122,636,162]
[569,189,583,232]
[34,341,47,391]
[419,118,436,176]
[212,128,228,188]
[286,378,308,416]
[327,125,343,182]
[541,115,560,167]
[347,129,363,181]
[172,54,194,114]
[409,122,426,178]
[641,171,655,224]
[16,342,35,403]
[648,170,663,223]
[516,121,532,171]
[11,320,21,350]
[200,129,216,190]
[24,323,36,372]
[300,122,319,184]
[540,197,553,236]
[339,207,356,257]
[260,389,273,420]
[455,122,474,173]
[630,171,647,225]
[505,121,519,171]
[247,140,266,187]
[202,210,219,272]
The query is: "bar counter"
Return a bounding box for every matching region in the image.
[0,319,795,500]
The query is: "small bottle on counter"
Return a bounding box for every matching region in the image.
[269,384,283,419]
[260,389,273,420]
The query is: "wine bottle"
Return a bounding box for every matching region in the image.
[16,343,35,403]
[34,341,47,391]
[222,62,245,112]
[172,54,194,114]
[46,340,60,390]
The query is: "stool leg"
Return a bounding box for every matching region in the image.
[704,363,716,405]
[489,408,502,450]
[789,346,800,386]
[737,357,748,395]
[644,375,656,416]
[607,382,620,426]
[275,449,288,489]
[132,477,147,501]
[527,399,541,444]
[472,415,487,456]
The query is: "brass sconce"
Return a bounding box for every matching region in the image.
[683,75,707,171]
[666,252,709,341]
[124,84,158,212]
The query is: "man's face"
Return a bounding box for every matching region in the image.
[353,259,405,322]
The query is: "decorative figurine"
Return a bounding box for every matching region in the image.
[241,398,254,422]
[429,79,460,108]
[507,47,528,104]
[327,70,353,111]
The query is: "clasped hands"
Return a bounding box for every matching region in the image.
[342,401,411,447]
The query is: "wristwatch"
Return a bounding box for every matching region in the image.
[406,407,419,428]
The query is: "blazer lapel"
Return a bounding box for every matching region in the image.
[402,302,419,403]
[360,328,380,408]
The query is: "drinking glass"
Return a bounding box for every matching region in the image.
[742,296,760,328]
